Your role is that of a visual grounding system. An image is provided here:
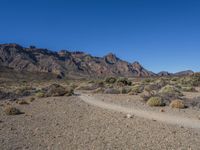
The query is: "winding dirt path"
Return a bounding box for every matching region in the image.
[79,94,200,129]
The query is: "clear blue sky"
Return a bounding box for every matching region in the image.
[0,0,200,73]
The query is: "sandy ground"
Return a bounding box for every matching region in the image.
[80,94,200,129]
[1,95,200,150]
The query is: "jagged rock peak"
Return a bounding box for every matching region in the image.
[132,61,143,70]
[104,53,118,64]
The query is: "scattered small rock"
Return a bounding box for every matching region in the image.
[160,109,165,112]
[125,114,133,119]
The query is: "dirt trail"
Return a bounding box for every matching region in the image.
[79,94,200,129]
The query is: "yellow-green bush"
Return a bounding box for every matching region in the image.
[147,97,163,107]
[35,91,45,98]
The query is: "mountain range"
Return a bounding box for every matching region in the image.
[0,43,194,78]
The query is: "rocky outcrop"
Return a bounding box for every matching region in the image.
[0,43,155,77]
[174,70,194,76]
[158,71,173,76]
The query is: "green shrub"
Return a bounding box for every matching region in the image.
[146,97,163,107]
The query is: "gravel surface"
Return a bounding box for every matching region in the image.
[0,96,200,150]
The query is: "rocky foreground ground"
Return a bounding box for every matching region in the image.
[1,95,200,150]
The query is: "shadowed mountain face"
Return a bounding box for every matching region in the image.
[0,44,155,78]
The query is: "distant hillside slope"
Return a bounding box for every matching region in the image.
[0,44,155,78]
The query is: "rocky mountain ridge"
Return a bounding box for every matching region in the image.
[0,44,155,78]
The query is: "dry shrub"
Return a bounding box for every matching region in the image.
[4,106,22,115]
[170,100,185,109]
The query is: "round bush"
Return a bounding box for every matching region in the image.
[170,100,185,109]
[147,97,163,107]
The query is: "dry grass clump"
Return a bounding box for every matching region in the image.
[146,96,163,107]
[170,100,185,109]
[4,106,22,115]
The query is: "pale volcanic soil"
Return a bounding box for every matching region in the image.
[0,94,200,150]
